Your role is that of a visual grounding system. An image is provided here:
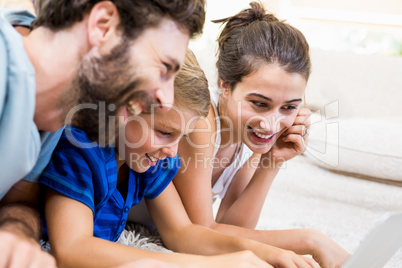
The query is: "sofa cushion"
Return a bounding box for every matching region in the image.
[305,116,402,183]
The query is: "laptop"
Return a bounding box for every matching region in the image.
[342,212,402,268]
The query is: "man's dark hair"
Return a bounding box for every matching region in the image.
[31,0,205,144]
[32,0,205,39]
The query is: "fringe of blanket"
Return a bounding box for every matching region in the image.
[41,222,173,254]
[116,222,173,253]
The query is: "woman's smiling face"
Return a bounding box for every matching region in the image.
[220,64,307,154]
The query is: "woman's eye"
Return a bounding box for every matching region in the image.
[251,101,267,108]
[283,105,297,110]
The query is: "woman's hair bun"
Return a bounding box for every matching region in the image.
[212,1,278,28]
[214,1,311,90]
[249,1,278,23]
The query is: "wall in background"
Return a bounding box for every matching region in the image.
[188,1,402,118]
[0,0,34,12]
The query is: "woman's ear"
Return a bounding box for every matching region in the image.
[220,80,231,100]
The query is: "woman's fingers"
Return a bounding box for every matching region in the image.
[282,125,308,138]
[281,133,308,152]
[294,108,311,126]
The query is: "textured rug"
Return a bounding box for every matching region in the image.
[40,223,172,254]
[116,223,172,253]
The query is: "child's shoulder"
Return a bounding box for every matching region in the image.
[131,156,180,200]
[60,126,115,161]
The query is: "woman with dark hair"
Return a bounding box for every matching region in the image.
[174,2,350,267]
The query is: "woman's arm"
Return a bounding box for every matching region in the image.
[147,183,317,268]
[215,153,279,229]
[174,107,218,227]
[217,108,312,228]
[174,107,278,230]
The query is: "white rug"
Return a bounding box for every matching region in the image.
[117,223,172,253]
[41,223,172,254]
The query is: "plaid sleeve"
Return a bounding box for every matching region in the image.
[143,155,181,200]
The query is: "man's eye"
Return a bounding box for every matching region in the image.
[161,63,172,79]
[164,63,172,71]
[163,63,172,75]
[251,101,267,108]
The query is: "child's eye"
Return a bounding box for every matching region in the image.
[159,130,172,137]
[251,101,267,108]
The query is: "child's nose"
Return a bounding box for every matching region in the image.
[161,142,179,158]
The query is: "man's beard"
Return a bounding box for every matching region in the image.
[62,39,155,145]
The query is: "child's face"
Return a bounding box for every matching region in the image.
[119,106,198,173]
[221,64,306,154]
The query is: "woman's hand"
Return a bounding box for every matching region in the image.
[307,230,351,268]
[189,251,274,268]
[265,108,311,167]
[260,245,318,268]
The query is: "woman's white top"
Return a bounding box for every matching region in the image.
[209,89,253,202]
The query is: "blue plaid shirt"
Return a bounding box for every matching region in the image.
[40,126,180,241]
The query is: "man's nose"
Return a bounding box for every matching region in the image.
[154,78,175,112]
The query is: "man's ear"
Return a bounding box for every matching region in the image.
[87,1,121,53]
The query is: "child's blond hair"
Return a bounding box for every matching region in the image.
[174,49,210,118]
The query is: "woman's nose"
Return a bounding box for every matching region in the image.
[260,112,285,134]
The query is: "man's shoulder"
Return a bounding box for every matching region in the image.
[0,23,7,109]
[0,8,35,27]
